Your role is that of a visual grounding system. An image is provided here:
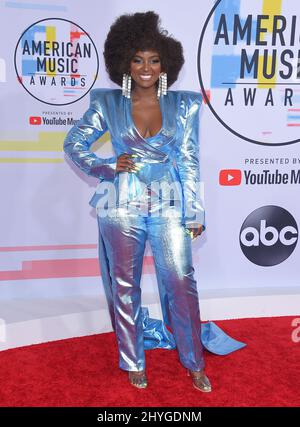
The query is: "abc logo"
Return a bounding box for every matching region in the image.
[240,206,298,266]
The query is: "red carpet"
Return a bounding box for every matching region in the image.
[0,316,299,407]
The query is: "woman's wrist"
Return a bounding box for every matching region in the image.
[185,222,206,231]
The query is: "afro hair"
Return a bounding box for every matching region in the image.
[103,11,184,88]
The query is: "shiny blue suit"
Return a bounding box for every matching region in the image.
[64,88,206,372]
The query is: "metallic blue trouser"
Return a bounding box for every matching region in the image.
[97,203,205,372]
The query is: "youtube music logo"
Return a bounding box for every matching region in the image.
[29,116,41,125]
[219,169,241,186]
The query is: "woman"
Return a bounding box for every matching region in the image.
[64,11,211,392]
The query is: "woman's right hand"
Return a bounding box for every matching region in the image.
[116,153,139,174]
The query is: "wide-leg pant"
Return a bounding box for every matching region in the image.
[97,203,205,372]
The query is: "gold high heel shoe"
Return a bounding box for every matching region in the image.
[128,370,148,389]
[187,369,212,392]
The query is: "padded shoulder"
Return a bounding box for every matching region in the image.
[89,88,122,109]
[175,90,202,106]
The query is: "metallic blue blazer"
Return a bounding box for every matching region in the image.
[64,88,205,228]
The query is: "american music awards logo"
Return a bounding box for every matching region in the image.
[198,0,300,146]
[14,18,99,106]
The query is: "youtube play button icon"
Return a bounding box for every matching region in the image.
[219,169,242,186]
[29,116,42,125]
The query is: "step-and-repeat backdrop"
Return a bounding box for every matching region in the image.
[0,0,299,346]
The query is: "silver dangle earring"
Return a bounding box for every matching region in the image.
[157,72,167,98]
[122,73,132,98]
